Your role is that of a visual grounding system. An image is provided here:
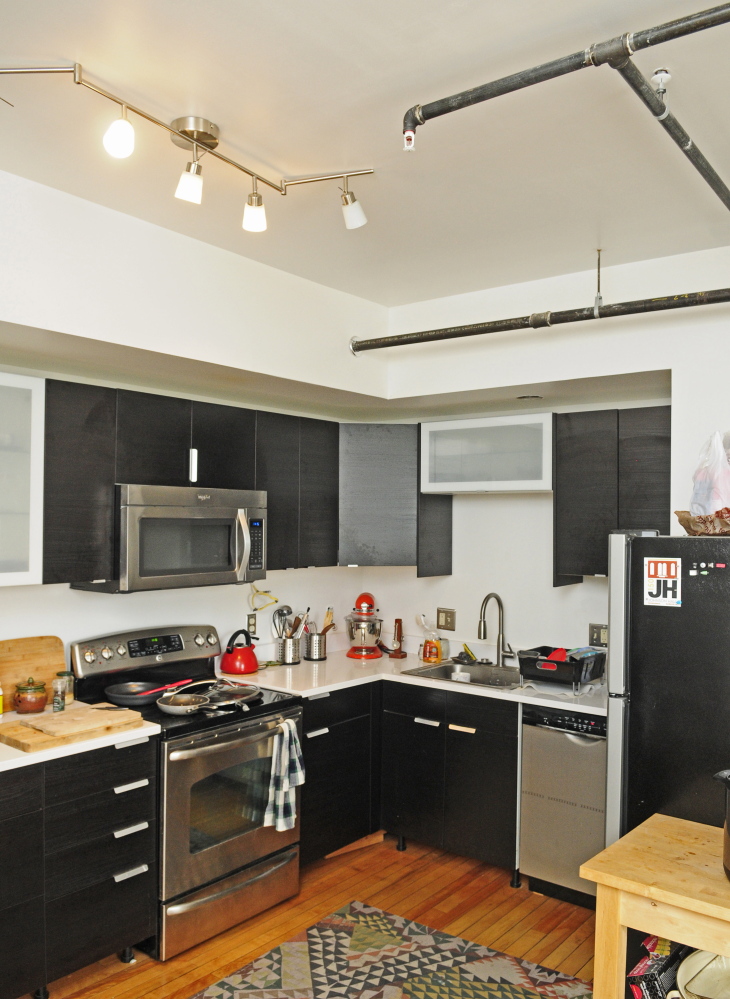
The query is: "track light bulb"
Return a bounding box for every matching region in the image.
[341,189,367,229]
[242,184,266,232]
[175,160,203,204]
[103,106,134,158]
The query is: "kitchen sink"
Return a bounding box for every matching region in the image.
[402,662,522,689]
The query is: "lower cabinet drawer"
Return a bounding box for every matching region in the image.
[0,809,43,910]
[46,863,157,983]
[0,896,45,999]
[45,822,157,901]
[45,736,157,805]
[45,778,157,854]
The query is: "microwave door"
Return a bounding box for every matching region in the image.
[122,505,242,591]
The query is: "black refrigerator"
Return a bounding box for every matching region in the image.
[606,532,730,844]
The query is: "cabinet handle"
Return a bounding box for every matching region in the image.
[114,821,150,839]
[414,717,440,727]
[115,736,149,749]
[113,863,148,883]
[306,727,330,739]
[166,849,298,916]
[448,724,477,734]
[114,778,150,795]
[189,447,198,483]
[308,692,330,700]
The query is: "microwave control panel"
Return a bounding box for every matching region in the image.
[249,517,264,571]
[70,624,221,678]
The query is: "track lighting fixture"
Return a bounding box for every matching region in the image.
[0,63,374,232]
[102,104,134,159]
[242,177,267,232]
[340,178,367,229]
[174,143,203,204]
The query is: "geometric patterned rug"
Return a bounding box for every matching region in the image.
[188,900,592,999]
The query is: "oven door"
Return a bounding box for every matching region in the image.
[121,504,250,591]
[161,709,301,901]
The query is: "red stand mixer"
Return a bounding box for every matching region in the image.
[346,592,383,660]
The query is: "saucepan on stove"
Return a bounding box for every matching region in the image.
[156,679,261,716]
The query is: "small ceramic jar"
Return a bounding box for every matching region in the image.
[14,677,47,714]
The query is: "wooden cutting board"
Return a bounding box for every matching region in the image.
[0,635,66,710]
[0,702,144,753]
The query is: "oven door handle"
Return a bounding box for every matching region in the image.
[235,508,252,582]
[166,849,298,915]
[168,723,284,761]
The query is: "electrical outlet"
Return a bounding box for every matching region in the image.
[589,623,608,647]
[437,607,456,631]
[247,613,257,635]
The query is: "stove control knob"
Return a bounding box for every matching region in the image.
[194,633,205,646]
[101,646,113,660]
[206,633,217,646]
[83,649,95,663]
[116,645,127,656]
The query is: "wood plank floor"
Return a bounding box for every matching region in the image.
[41,837,595,999]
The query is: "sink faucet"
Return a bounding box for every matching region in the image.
[477,593,515,668]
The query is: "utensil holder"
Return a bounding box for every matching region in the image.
[275,637,300,665]
[304,633,327,661]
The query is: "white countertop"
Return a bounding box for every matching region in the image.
[0,707,161,773]
[256,649,608,715]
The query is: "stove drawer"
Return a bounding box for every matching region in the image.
[304,684,371,730]
[45,735,157,805]
[45,820,157,901]
[45,777,157,854]
[160,846,299,961]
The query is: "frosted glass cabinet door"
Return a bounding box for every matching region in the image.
[420,414,552,493]
[0,372,45,585]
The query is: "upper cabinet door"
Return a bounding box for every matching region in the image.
[116,390,192,487]
[192,402,256,490]
[0,372,45,586]
[299,417,339,568]
[339,424,418,566]
[618,406,671,534]
[255,411,300,570]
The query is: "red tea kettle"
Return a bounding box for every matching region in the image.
[220,630,259,675]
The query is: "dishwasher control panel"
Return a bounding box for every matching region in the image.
[522,706,606,737]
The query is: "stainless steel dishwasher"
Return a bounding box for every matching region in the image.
[519,706,606,897]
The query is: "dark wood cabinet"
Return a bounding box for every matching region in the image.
[192,401,256,490]
[116,389,192,487]
[43,380,117,583]
[299,685,377,864]
[255,411,300,570]
[299,417,339,567]
[554,406,671,582]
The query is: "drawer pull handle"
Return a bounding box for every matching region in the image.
[114,863,148,883]
[308,692,330,700]
[189,447,198,483]
[448,724,477,734]
[414,717,440,727]
[114,821,150,839]
[114,778,150,795]
[306,727,329,739]
[166,849,298,916]
[115,736,149,749]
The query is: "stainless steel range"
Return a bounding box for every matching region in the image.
[71,625,302,960]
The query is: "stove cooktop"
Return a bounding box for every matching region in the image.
[75,659,300,740]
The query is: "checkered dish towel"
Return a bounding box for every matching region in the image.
[263,718,305,832]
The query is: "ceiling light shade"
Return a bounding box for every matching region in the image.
[242,182,266,232]
[341,189,367,229]
[175,160,203,204]
[102,105,134,158]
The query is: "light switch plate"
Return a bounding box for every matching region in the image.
[437,607,456,631]
[247,613,257,634]
[589,623,608,647]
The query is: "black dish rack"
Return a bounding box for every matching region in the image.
[518,645,606,690]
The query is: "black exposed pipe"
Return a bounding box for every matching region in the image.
[402,3,730,138]
[611,59,730,211]
[350,288,730,353]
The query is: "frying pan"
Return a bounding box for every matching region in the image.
[105,681,175,706]
[156,679,261,716]
[156,692,212,715]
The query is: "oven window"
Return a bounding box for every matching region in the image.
[139,518,233,576]
[188,756,272,853]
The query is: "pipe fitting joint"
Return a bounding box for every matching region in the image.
[403,104,424,133]
[529,312,552,328]
[587,32,634,67]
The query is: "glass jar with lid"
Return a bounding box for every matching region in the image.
[55,670,75,704]
[14,677,47,714]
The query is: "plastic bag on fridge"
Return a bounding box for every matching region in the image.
[690,431,730,516]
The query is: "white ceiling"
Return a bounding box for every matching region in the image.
[1,0,729,307]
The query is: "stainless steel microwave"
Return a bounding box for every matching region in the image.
[73,484,266,593]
